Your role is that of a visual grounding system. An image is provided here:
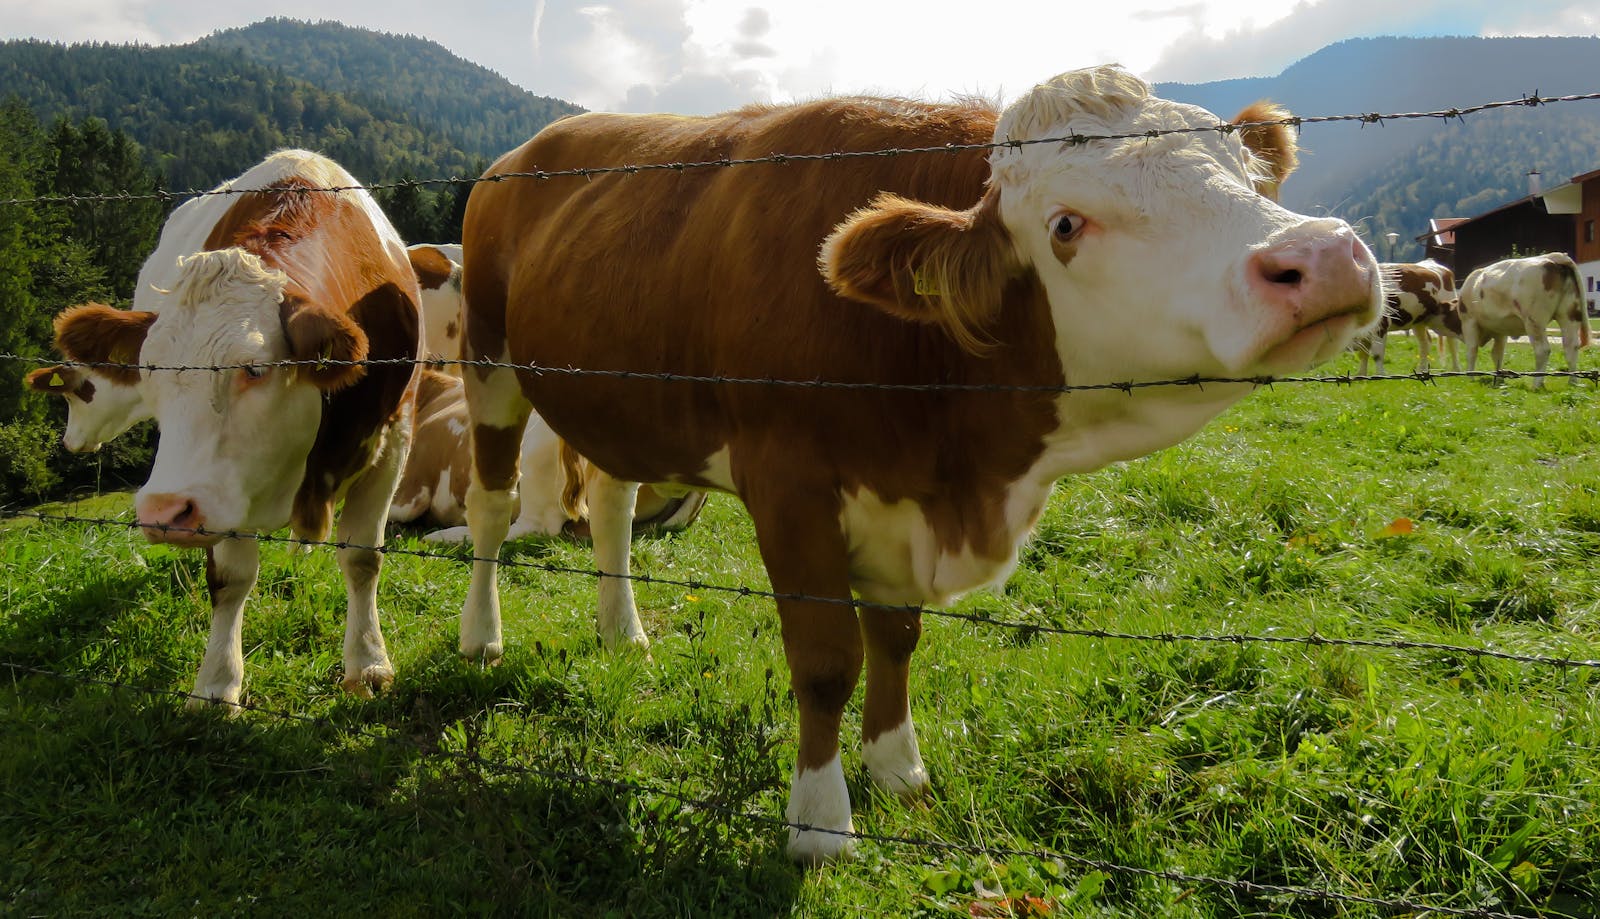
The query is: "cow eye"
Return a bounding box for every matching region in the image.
[241,365,268,382]
[1049,212,1086,242]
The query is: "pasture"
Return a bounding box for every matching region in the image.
[4,337,1600,917]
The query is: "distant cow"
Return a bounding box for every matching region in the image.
[24,361,150,453]
[1353,260,1462,375]
[390,370,707,537]
[53,149,422,708]
[1460,253,1590,387]
[407,242,465,366]
[456,65,1381,861]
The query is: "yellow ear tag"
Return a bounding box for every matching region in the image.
[48,372,64,388]
[912,267,943,297]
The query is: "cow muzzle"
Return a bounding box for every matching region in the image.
[1247,221,1381,369]
[136,492,219,547]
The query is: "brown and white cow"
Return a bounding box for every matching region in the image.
[1460,252,1590,387]
[24,361,152,452]
[389,369,707,537]
[53,149,422,708]
[1352,260,1462,375]
[406,243,465,366]
[457,66,1382,861]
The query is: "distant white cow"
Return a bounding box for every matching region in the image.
[406,242,465,366]
[1459,253,1590,388]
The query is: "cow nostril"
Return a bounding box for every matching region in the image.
[1267,268,1303,287]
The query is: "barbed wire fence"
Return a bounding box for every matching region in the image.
[5,85,1600,915]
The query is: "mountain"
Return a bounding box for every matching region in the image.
[196,19,581,170]
[1157,36,1600,261]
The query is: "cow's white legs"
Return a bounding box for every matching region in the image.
[1527,323,1552,390]
[1414,328,1432,373]
[589,472,647,649]
[1463,321,1482,373]
[189,537,260,710]
[1371,332,1388,375]
[859,603,929,796]
[1491,336,1508,379]
[334,417,410,697]
[508,414,571,540]
[1560,319,1584,375]
[460,358,530,663]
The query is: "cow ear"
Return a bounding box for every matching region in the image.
[281,298,369,391]
[25,364,81,394]
[820,189,1018,354]
[53,303,155,385]
[1231,101,1298,201]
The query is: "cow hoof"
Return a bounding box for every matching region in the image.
[787,824,857,865]
[341,664,395,698]
[184,692,242,715]
[459,642,504,667]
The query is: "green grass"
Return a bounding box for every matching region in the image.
[5,337,1600,917]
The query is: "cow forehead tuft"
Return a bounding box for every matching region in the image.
[170,248,289,310]
[991,65,1241,187]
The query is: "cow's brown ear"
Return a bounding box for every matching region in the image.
[408,245,456,291]
[282,299,369,391]
[820,188,1018,354]
[1232,101,1298,201]
[53,304,155,385]
[25,364,81,394]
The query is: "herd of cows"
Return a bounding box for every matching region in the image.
[14,64,1587,862]
[1353,253,1589,381]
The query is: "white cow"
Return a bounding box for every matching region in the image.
[1460,253,1590,387]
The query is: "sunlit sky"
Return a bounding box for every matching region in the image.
[2,1,1596,112]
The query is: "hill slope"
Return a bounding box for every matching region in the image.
[196,18,581,168]
[1157,36,1600,258]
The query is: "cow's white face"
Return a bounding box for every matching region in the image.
[988,67,1380,383]
[131,250,326,544]
[27,364,151,453]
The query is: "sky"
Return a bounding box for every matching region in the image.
[1,1,1596,113]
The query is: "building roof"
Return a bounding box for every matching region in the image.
[1419,217,1468,245]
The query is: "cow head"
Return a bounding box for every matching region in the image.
[54,249,368,546]
[822,65,1381,386]
[26,358,152,453]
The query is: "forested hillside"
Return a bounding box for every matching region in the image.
[1158,36,1600,260]
[198,18,581,165]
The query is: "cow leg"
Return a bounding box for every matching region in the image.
[1371,332,1387,376]
[1526,323,1552,390]
[1560,320,1583,376]
[743,476,862,863]
[507,414,570,540]
[460,359,531,663]
[189,537,260,710]
[859,605,928,796]
[1463,321,1481,373]
[334,418,409,697]
[589,472,648,649]
[1414,328,1432,373]
[1491,336,1509,383]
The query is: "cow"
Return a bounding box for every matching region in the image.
[1352,260,1462,375]
[407,243,466,366]
[24,361,151,453]
[389,369,707,537]
[1459,252,1590,388]
[455,65,1382,862]
[51,149,423,709]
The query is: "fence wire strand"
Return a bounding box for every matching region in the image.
[0,89,1596,209]
[8,508,1600,671]
[0,657,1548,919]
[6,352,1600,395]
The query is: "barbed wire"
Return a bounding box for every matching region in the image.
[0,89,1595,209]
[9,509,1599,671]
[6,351,1600,395]
[0,657,1549,918]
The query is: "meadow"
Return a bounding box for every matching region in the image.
[4,338,1600,917]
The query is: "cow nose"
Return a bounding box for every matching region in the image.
[137,493,208,544]
[1249,222,1377,323]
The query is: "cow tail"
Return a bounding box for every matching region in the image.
[1568,262,1591,349]
[558,439,589,520]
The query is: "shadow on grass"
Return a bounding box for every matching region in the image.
[0,670,803,917]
